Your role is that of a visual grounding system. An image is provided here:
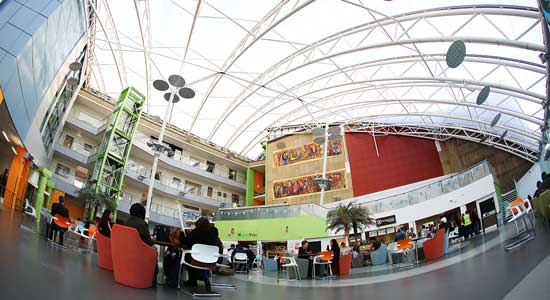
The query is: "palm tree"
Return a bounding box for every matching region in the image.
[349,205,374,246]
[77,182,115,221]
[326,202,374,246]
[326,203,353,244]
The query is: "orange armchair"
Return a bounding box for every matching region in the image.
[338,253,352,275]
[111,225,158,288]
[96,231,113,271]
[423,229,445,261]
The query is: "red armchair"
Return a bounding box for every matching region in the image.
[111,225,158,288]
[423,229,445,261]
[338,253,352,275]
[96,231,113,271]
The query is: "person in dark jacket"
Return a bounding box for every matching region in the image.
[125,203,157,286]
[180,217,222,291]
[48,196,70,245]
[125,203,154,246]
[330,239,341,276]
[97,208,113,238]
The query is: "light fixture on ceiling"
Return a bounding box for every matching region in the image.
[10,146,17,155]
[69,62,82,71]
[2,130,10,143]
[539,52,549,64]
[446,40,466,68]
[476,86,490,105]
[499,130,508,140]
[490,113,501,127]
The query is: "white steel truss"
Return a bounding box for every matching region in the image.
[89,1,548,160]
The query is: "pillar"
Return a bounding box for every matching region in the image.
[246,168,254,207]
[34,167,52,224]
[3,146,30,211]
[45,180,56,209]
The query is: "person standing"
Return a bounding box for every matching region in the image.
[329,239,340,275]
[462,211,472,239]
[470,209,481,235]
[49,196,70,245]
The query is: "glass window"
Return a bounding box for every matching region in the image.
[206,161,215,173]
[229,169,237,180]
[55,163,70,178]
[63,135,74,148]
[207,187,213,197]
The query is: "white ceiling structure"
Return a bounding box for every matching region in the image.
[88,0,548,161]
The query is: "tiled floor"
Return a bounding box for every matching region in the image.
[1,209,549,300]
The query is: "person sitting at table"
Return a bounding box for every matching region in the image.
[125,203,157,287]
[330,239,340,275]
[97,208,113,238]
[231,242,254,272]
[164,228,183,288]
[180,217,223,292]
[48,196,70,245]
[125,203,154,246]
[394,227,406,241]
[298,240,312,258]
[298,240,314,278]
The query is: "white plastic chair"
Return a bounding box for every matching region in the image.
[505,201,534,251]
[23,199,36,218]
[281,256,301,280]
[312,255,332,278]
[232,252,249,273]
[179,244,234,297]
[68,222,96,240]
[251,255,262,271]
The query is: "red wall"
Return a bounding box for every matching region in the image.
[346,133,444,196]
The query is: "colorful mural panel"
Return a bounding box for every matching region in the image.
[273,140,342,167]
[273,170,347,199]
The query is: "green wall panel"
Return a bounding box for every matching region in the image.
[245,168,254,206]
[216,216,327,241]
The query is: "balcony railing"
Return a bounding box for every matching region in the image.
[125,161,239,205]
[357,160,492,215]
[70,108,110,129]
[118,192,215,222]
[217,160,493,220]
[59,140,97,157]
[133,135,246,184]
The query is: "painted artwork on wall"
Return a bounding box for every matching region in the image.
[273,170,347,199]
[273,140,343,167]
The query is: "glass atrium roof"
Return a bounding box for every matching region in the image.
[89,0,546,160]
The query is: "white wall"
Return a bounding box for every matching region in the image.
[328,174,497,235]
[515,163,540,200]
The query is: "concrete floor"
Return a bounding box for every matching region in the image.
[1,209,549,300]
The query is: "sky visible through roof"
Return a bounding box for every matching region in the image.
[90,0,546,160]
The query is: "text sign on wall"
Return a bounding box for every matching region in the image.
[376,215,396,227]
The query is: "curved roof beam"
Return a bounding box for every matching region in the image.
[189,0,316,131]
[205,5,542,140]
[345,124,537,162]
[225,78,543,148]
[240,108,539,156]
[89,1,124,89]
[221,55,544,146]
[208,36,544,141]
